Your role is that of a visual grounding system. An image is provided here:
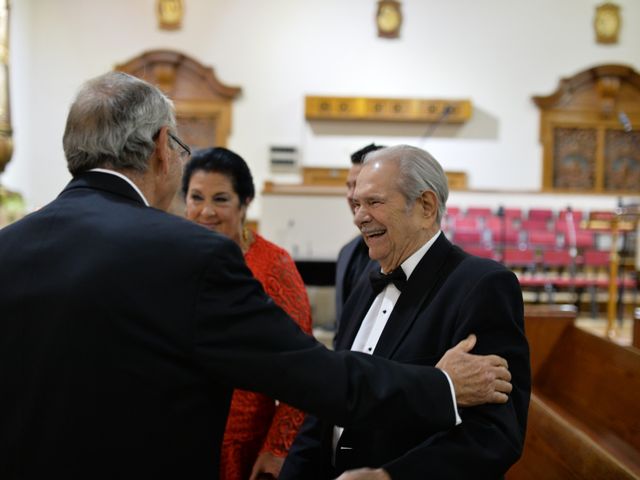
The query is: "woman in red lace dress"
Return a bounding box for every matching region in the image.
[182,147,312,480]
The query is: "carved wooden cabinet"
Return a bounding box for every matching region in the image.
[115,50,241,149]
[534,65,640,194]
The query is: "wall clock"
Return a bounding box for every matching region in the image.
[376,0,402,39]
[157,0,184,30]
[594,3,621,44]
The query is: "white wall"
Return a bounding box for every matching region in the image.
[3,0,640,220]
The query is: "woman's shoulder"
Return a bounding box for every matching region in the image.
[249,233,293,262]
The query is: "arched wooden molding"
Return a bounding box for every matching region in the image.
[533,64,640,193]
[115,49,241,149]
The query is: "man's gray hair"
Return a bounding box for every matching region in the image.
[364,145,449,224]
[63,71,176,175]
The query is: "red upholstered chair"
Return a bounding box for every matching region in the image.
[527,230,559,250]
[489,227,521,248]
[446,206,461,217]
[466,206,493,218]
[575,250,636,318]
[571,230,596,250]
[453,216,480,231]
[504,208,523,221]
[484,215,503,232]
[453,229,483,247]
[528,208,554,222]
[558,209,583,223]
[578,249,611,318]
[503,248,544,292]
[521,219,551,231]
[555,221,596,250]
[540,249,577,303]
[464,246,498,260]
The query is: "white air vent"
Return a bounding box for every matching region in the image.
[269,146,299,173]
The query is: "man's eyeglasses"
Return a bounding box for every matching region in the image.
[168,132,191,160]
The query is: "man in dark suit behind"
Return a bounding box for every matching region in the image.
[335,143,384,327]
[0,74,514,479]
[281,145,531,480]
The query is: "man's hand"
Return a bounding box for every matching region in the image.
[248,451,284,480]
[335,468,391,480]
[436,334,512,407]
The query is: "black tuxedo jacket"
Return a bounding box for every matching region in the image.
[281,234,531,480]
[0,173,460,479]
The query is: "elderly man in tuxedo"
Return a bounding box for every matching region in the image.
[335,143,384,326]
[0,74,514,480]
[281,145,531,480]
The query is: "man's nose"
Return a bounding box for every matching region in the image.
[353,205,369,227]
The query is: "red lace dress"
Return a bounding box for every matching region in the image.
[220,233,313,480]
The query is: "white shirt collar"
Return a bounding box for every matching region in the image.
[396,230,442,280]
[88,168,150,207]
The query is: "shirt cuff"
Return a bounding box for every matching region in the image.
[441,370,462,425]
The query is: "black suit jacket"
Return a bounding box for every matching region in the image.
[281,234,531,480]
[0,173,463,480]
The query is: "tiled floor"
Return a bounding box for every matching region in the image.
[575,315,634,346]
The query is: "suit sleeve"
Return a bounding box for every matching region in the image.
[383,268,531,479]
[278,414,329,480]
[191,238,456,433]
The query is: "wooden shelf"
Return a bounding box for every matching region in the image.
[305,95,472,123]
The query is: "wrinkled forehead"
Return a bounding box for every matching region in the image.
[354,160,400,197]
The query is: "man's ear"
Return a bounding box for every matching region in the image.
[152,126,172,176]
[420,190,438,220]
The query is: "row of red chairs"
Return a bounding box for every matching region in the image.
[462,245,637,317]
[450,216,583,233]
[449,227,597,251]
[446,206,583,222]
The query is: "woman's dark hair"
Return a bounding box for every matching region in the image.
[181,147,255,205]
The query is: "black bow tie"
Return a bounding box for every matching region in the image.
[369,268,407,294]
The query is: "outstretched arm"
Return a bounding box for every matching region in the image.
[193,239,515,435]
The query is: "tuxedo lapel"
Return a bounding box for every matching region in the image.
[373,234,456,358]
[334,275,377,350]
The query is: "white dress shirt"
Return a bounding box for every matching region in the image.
[333,231,461,457]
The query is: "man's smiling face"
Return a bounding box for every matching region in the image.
[352,157,435,272]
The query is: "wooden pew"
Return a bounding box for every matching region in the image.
[634,307,640,349]
[507,304,640,479]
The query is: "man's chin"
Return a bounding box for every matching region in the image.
[365,245,385,264]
